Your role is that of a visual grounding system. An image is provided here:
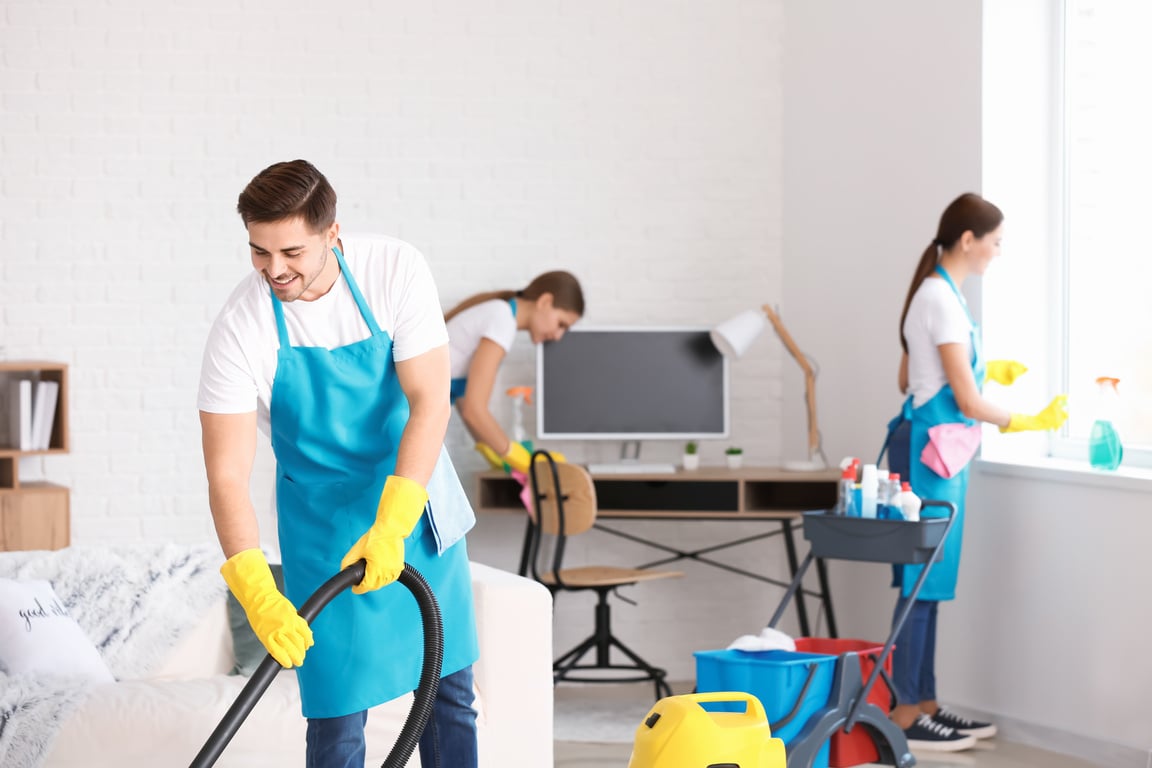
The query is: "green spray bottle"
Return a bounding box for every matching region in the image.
[1088,376,1123,471]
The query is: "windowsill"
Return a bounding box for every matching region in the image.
[975,454,1152,492]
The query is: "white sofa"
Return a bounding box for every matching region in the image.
[41,561,554,768]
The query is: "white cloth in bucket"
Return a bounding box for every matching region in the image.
[726,626,796,652]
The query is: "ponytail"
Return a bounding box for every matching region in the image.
[900,193,1004,353]
[898,243,940,353]
[444,270,585,323]
[444,290,518,322]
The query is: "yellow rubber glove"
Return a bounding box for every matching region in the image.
[985,359,1028,386]
[501,441,533,474]
[1001,395,1070,433]
[220,549,313,668]
[341,475,429,594]
[475,442,506,471]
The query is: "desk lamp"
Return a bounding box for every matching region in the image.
[710,305,828,471]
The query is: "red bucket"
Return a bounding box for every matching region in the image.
[794,638,893,767]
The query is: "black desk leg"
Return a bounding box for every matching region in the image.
[780,518,810,636]
[815,556,837,638]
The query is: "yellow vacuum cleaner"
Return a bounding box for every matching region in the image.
[627,691,787,768]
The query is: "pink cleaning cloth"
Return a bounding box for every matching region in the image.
[920,423,982,479]
[512,470,536,519]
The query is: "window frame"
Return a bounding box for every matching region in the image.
[980,0,1152,475]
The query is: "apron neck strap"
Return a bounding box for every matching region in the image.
[934,265,974,326]
[934,265,984,381]
[333,246,382,335]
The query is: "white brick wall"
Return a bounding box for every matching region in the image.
[1,0,786,681]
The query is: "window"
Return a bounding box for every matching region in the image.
[982,0,1152,470]
[1059,0,1152,464]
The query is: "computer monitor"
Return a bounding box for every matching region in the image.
[536,327,729,440]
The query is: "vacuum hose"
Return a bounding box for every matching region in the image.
[189,561,444,768]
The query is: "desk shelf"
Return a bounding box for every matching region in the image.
[475,466,839,518]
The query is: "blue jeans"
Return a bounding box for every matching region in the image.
[305,665,478,768]
[306,710,367,768]
[891,596,938,706]
[418,664,478,768]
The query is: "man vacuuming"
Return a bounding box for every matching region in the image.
[198,159,479,768]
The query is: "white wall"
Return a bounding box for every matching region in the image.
[781,0,984,645]
[0,0,784,520]
[0,0,794,701]
[2,0,1147,762]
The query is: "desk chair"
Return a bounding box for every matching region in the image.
[525,451,682,699]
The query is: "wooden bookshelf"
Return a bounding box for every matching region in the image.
[0,361,70,550]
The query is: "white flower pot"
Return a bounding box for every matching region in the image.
[726,454,743,469]
[682,454,700,471]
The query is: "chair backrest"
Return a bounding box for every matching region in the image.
[529,460,598,535]
[525,452,598,584]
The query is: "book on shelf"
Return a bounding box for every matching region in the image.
[31,380,59,451]
[7,379,33,450]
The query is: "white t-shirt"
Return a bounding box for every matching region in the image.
[903,276,973,407]
[197,234,448,435]
[446,299,518,379]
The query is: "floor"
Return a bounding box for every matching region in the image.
[554,740,1107,768]
[552,683,1106,768]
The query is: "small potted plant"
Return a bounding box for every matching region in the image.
[725,446,744,469]
[682,441,700,471]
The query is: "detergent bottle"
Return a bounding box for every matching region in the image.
[898,482,921,522]
[1088,376,1123,471]
[884,472,903,519]
[859,464,878,519]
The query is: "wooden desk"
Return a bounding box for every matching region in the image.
[474,466,841,636]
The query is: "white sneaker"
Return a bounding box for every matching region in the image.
[904,713,977,752]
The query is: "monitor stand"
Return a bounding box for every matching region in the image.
[586,441,677,475]
[783,458,826,471]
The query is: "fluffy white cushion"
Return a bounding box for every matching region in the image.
[0,579,114,683]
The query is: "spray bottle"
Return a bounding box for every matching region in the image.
[1089,376,1123,471]
[506,386,535,455]
[835,461,857,516]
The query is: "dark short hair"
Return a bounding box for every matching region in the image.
[236,159,336,232]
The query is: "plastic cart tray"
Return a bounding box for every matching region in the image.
[801,510,947,564]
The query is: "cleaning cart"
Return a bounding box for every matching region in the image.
[701,500,957,768]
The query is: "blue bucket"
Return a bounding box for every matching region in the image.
[695,649,835,768]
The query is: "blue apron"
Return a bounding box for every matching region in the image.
[896,266,985,602]
[449,298,516,405]
[270,245,478,718]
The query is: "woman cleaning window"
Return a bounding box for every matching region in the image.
[890,192,1068,752]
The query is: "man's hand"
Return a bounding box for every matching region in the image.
[221,549,313,668]
[341,475,428,594]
